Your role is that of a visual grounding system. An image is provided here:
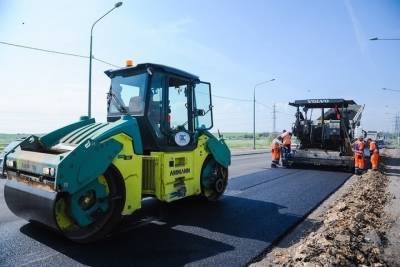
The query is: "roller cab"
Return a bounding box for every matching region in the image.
[2,63,231,242]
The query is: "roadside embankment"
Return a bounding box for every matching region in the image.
[252,148,400,267]
[381,149,400,266]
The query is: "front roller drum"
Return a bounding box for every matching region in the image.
[4,166,125,243]
[4,180,59,230]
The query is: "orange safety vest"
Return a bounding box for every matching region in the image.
[271,140,281,161]
[281,132,291,145]
[369,141,379,154]
[354,140,364,155]
[271,142,280,149]
[370,141,379,170]
[353,140,365,169]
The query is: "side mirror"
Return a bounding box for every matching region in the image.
[195,109,206,116]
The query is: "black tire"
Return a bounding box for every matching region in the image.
[61,166,125,243]
[200,157,228,201]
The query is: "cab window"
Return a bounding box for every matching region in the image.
[168,77,190,131]
[148,73,164,138]
[109,73,147,115]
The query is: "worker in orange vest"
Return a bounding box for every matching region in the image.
[271,136,283,168]
[280,130,292,159]
[368,138,380,171]
[353,136,365,175]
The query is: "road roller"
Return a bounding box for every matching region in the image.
[1,63,231,243]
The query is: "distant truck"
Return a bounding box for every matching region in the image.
[366,130,379,140]
[366,130,385,149]
[282,99,364,171]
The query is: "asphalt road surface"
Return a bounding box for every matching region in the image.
[0,153,351,267]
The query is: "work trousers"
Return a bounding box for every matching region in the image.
[354,153,365,170]
[371,152,379,170]
[281,144,291,158]
[272,148,281,161]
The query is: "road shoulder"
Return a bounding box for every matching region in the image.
[251,148,399,266]
[231,149,269,156]
[382,149,400,266]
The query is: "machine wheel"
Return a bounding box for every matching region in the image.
[200,157,228,201]
[281,160,289,168]
[55,166,125,243]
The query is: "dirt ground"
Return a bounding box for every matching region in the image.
[251,148,400,267]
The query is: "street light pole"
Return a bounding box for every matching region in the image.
[253,78,276,149]
[369,37,400,41]
[88,2,123,118]
[382,87,400,93]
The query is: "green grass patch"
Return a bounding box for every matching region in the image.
[0,134,31,150]
[213,132,276,150]
[0,132,278,151]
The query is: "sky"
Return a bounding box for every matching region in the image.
[0,0,399,134]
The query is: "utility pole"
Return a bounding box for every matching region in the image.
[396,113,400,146]
[272,103,277,135]
[391,113,400,146]
[381,89,400,146]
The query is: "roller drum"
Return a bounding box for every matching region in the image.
[4,180,59,230]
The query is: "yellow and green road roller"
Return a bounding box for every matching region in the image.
[0,63,231,243]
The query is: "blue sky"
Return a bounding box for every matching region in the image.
[0,0,399,133]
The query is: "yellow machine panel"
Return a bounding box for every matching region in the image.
[111,133,143,215]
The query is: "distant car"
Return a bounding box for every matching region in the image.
[377,140,385,149]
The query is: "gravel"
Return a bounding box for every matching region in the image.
[253,153,395,267]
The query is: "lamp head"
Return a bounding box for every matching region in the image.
[115,2,123,8]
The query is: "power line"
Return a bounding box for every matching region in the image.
[92,56,120,68]
[0,41,120,68]
[255,100,271,109]
[211,94,252,102]
[0,43,271,105]
[1,40,289,118]
[212,94,277,111]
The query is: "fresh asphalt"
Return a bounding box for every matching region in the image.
[0,153,351,267]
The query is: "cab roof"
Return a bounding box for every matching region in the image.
[105,63,199,81]
[289,99,357,108]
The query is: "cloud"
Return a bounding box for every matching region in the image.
[343,0,377,73]
[344,0,367,55]
[138,18,194,36]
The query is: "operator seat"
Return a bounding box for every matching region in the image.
[129,96,145,114]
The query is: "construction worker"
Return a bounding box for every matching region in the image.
[280,130,292,159]
[353,136,365,175]
[271,136,283,168]
[368,138,380,171]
